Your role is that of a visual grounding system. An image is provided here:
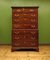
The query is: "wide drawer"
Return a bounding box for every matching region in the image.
[12,18,38,24]
[12,23,38,29]
[12,29,38,36]
[12,34,38,40]
[12,36,38,47]
[12,12,37,18]
[12,8,38,13]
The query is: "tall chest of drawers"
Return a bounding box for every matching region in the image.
[11,7,39,51]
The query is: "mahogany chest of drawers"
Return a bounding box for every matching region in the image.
[11,7,39,51]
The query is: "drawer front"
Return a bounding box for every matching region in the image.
[12,8,38,13]
[12,12,37,18]
[12,34,38,40]
[12,29,38,39]
[12,18,38,24]
[12,34,38,47]
[13,23,38,29]
[12,39,38,47]
[12,29,38,34]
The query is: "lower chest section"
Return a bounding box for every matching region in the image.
[12,29,38,47]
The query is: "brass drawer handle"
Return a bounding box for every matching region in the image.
[15,14,19,17]
[31,32,35,34]
[14,19,19,22]
[16,14,19,16]
[30,9,34,12]
[14,32,19,34]
[15,14,17,16]
[16,9,21,12]
[31,25,35,28]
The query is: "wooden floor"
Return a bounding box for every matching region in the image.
[0,45,50,60]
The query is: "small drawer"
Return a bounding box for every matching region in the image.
[12,8,37,13]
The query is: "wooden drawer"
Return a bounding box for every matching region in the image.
[12,29,38,39]
[13,40,38,47]
[12,34,38,40]
[12,12,37,18]
[13,23,38,29]
[12,18,38,24]
[12,36,38,47]
[12,8,38,13]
